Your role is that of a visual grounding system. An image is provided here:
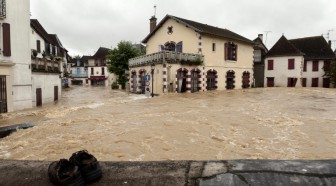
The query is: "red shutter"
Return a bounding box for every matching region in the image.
[224,43,228,60]
[235,44,238,61]
[312,61,319,71]
[2,23,11,57]
[37,40,41,53]
[303,61,307,72]
[287,78,291,87]
[288,59,294,69]
[268,60,273,70]
[302,78,307,87]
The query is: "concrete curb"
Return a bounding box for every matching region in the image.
[0,160,335,185]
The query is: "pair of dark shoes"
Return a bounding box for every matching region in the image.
[48,150,102,186]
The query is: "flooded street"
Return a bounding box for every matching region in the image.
[0,86,336,161]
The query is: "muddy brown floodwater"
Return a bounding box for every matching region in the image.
[0,86,336,161]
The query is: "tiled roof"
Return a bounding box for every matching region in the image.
[289,36,335,60]
[266,35,304,57]
[92,47,111,59]
[142,15,253,44]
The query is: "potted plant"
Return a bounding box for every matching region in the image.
[42,51,46,58]
[31,49,38,58]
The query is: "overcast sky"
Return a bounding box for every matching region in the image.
[31,0,336,56]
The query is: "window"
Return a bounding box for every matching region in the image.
[164,42,175,51]
[303,61,307,72]
[312,61,319,71]
[267,77,274,87]
[323,61,331,71]
[102,67,105,75]
[312,78,318,87]
[225,42,237,61]
[206,71,217,90]
[302,78,307,87]
[287,78,297,87]
[212,43,216,52]
[288,59,295,69]
[267,60,274,70]
[253,50,262,62]
[36,40,41,53]
[2,23,11,56]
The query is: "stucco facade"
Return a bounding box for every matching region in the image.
[0,0,32,112]
[129,15,254,95]
[31,73,61,106]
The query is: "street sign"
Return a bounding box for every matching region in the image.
[145,74,150,81]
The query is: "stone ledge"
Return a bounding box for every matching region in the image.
[0,160,335,186]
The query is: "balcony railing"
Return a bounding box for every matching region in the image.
[31,58,61,73]
[0,0,6,19]
[70,74,88,78]
[129,51,204,67]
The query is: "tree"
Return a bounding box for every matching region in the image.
[107,41,142,88]
[323,61,336,88]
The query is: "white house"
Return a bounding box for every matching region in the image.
[30,19,68,106]
[265,36,335,88]
[0,0,32,113]
[69,56,89,86]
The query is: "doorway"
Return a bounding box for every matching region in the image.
[226,71,235,89]
[0,76,7,113]
[132,73,137,93]
[191,70,200,93]
[54,86,58,101]
[177,69,187,93]
[36,88,42,107]
[242,71,250,88]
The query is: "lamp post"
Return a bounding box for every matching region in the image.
[151,63,155,97]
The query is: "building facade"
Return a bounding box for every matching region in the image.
[265,36,335,88]
[0,0,32,113]
[253,34,268,87]
[129,15,254,95]
[30,19,69,106]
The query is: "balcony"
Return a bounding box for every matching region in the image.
[0,0,6,19]
[70,73,88,78]
[31,58,61,73]
[129,51,204,67]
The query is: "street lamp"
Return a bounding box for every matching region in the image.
[151,63,155,97]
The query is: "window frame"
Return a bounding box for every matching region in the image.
[225,42,237,61]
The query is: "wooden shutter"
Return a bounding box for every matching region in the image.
[302,78,307,87]
[224,43,228,60]
[288,59,294,69]
[312,61,319,71]
[2,23,11,57]
[37,40,41,53]
[303,61,307,72]
[268,60,273,70]
[176,42,183,52]
[287,78,291,87]
[235,44,238,61]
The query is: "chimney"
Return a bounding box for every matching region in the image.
[149,16,157,33]
[258,34,264,42]
[328,40,332,47]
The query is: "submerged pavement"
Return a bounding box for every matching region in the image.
[0,159,335,185]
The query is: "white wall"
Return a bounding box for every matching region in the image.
[265,56,303,87]
[30,28,45,58]
[0,0,32,111]
[302,60,327,87]
[32,73,61,106]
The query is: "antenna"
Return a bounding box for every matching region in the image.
[154,5,157,17]
[323,29,334,41]
[264,31,272,45]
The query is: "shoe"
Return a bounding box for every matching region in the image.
[48,159,85,186]
[69,150,102,183]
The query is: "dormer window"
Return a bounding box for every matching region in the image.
[225,42,237,61]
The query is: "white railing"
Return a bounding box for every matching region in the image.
[129,51,204,67]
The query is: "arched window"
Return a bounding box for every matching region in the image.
[165,41,176,51]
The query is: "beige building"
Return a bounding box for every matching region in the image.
[129,15,254,95]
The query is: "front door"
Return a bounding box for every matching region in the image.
[0,76,7,113]
[191,71,199,93]
[177,70,187,93]
[36,88,42,107]
[242,72,250,88]
[54,86,58,101]
[132,74,137,93]
[267,77,274,87]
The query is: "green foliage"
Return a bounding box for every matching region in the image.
[111,82,119,89]
[323,61,336,87]
[108,41,142,86]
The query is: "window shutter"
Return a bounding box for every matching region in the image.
[303,61,307,72]
[288,59,294,69]
[2,23,11,57]
[176,42,183,52]
[312,61,319,71]
[268,60,273,70]
[224,43,228,60]
[37,40,41,53]
[235,44,238,61]
[287,78,291,87]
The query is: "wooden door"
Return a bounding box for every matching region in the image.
[36,88,42,106]
[54,86,58,101]
[0,76,7,113]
